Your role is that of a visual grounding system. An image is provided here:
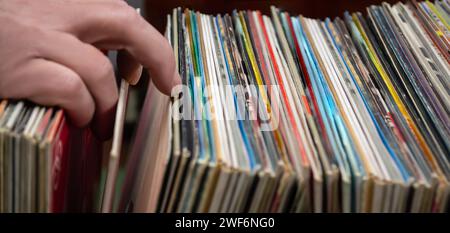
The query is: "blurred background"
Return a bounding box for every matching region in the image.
[143,0,398,33]
[126,0,400,32]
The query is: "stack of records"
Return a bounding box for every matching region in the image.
[0,101,103,213]
[119,0,450,213]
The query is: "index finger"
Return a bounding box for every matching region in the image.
[68,0,181,95]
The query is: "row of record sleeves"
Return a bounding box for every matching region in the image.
[117,0,450,213]
[2,0,448,213]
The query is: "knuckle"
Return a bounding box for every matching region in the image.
[115,4,142,27]
[24,27,48,55]
[110,0,129,8]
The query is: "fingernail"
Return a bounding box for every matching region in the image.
[127,65,143,85]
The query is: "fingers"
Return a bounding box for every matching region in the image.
[37,30,118,139]
[67,0,181,94]
[2,59,95,127]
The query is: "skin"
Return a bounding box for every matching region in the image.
[0,0,181,139]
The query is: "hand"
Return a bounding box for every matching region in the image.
[0,0,181,138]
